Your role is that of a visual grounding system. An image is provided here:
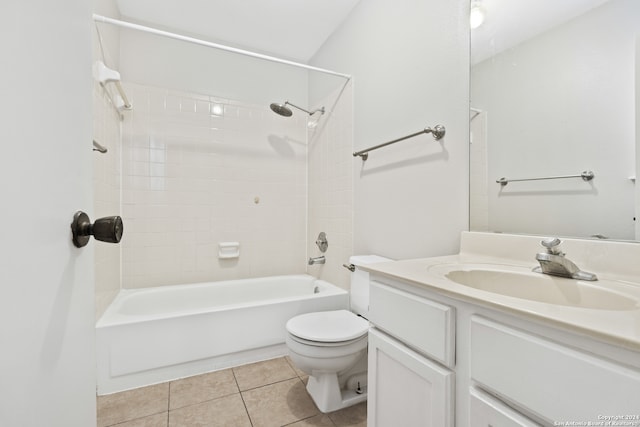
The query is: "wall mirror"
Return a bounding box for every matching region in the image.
[470,0,640,241]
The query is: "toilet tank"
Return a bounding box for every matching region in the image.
[349,255,392,318]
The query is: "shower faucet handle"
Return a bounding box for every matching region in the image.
[315,232,328,253]
[71,211,123,248]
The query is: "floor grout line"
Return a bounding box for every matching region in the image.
[166,391,240,412]
[232,366,255,427]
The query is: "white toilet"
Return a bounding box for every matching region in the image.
[285,255,390,413]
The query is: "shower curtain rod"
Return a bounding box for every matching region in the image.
[93,14,352,80]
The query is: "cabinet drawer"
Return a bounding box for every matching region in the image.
[470,316,640,424]
[369,281,455,367]
[469,387,541,427]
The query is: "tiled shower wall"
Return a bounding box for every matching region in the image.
[307,82,354,290]
[120,83,308,289]
[93,81,123,319]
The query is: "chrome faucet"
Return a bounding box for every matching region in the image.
[533,238,597,281]
[308,256,326,265]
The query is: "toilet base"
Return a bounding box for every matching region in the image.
[306,371,368,413]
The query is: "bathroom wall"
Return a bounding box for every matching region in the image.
[636,36,640,240]
[0,1,96,425]
[110,21,328,289]
[310,0,470,259]
[471,0,639,240]
[104,12,353,289]
[307,80,355,289]
[118,28,309,109]
[469,111,489,231]
[119,83,308,288]
[93,0,122,319]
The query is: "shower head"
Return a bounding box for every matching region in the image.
[270,101,325,117]
[270,102,293,117]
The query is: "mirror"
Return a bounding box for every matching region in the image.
[470,0,640,241]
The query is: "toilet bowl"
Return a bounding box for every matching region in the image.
[285,255,390,413]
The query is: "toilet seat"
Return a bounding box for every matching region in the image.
[286,310,369,343]
[287,332,367,348]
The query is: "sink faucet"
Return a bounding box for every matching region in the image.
[308,256,326,265]
[533,238,597,281]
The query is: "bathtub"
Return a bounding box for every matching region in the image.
[96,274,348,394]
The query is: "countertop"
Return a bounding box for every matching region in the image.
[359,233,640,352]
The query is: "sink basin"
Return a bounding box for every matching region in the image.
[427,264,639,310]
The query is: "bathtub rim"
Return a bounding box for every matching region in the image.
[96,274,347,328]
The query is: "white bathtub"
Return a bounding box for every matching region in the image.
[96,274,348,394]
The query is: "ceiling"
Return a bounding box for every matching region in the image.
[114,0,612,66]
[114,0,362,63]
[471,0,612,64]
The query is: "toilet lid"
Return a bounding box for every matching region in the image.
[286,310,369,342]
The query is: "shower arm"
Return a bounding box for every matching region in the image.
[285,101,325,116]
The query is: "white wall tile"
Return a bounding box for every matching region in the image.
[119,83,308,288]
[93,39,122,320]
[306,82,355,290]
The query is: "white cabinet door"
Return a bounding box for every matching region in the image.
[367,328,454,427]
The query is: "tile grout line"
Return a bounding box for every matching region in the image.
[163,390,240,412]
[238,375,302,393]
[166,381,171,427]
[232,366,255,427]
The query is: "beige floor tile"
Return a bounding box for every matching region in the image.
[287,413,336,426]
[168,394,251,427]
[97,383,169,427]
[233,356,298,391]
[111,412,168,427]
[328,402,367,427]
[242,378,319,427]
[169,368,238,410]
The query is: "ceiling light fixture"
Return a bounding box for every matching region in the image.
[470,0,486,29]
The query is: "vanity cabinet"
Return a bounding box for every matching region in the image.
[367,274,640,427]
[470,316,640,423]
[368,328,455,426]
[367,281,455,427]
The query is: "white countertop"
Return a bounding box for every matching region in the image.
[360,232,640,351]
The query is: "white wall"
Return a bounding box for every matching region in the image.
[311,0,470,259]
[636,36,640,240]
[471,0,639,240]
[470,111,489,231]
[0,1,96,426]
[118,28,309,109]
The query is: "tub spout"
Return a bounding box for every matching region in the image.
[308,256,326,265]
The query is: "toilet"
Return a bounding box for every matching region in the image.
[285,255,390,413]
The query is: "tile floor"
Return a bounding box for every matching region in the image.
[97,356,367,427]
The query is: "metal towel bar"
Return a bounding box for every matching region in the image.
[496,170,595,186]
[353,125,446,161]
